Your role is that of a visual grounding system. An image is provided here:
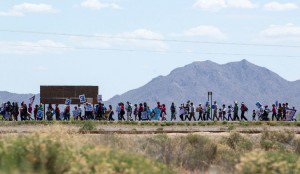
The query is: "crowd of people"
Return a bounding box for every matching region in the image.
[0,99,297,122]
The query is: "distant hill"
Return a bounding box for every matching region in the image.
[1,60,299,112]
[107,59,300,110]
[0,91,39,104]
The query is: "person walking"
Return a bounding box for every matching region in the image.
[133,104,138,121]
[227,105,233,121]
[108,105,115,121]
[46,107,54,121]
[72,106,80,120]
[233,102,240,121]
[271,104,277,121]
[222,104,227,121]
[55,104,61,121]
[170,103,176,121]
[119,103,126,121]
[197,104,204,121]
[190,103,196,121]
[252,110,256,121]
[161,104,167,121]
[12,102,19,121]
[138,103,143,121]
[179,104,185,121]
[126,102,133,121]
[277,103,283,121]
[212,101,218,121]
[240,102,248,121]
[63,105,71,121]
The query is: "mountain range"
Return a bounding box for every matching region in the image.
[1,60,299,111]
[107,59,300,109]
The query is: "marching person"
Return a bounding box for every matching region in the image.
[119,103,126,121]
[85,103,94,120]
[46,106,54,121]
[63,104,71,121]
[170,102,176,121]
[37,104,44,121]
[240,102,248,121]
[126,102,133,121]
[55,104,61,121]
[161,104,167,121]
[133,104,138,121]
[179,104,185,121]
[212,101,218,121]
[20,102,28,121]
[222,104,227,121]
[33,105,38,120]
[227,105,233,121]
[271,104,277,121]
[277,103,283,121]
[12,102,19,121]
[233,102,240,121]
[197,104,204,121]
[189,103,196,121]
[252,110,256,121]
[72,106,80,120]
[108,105,115,121]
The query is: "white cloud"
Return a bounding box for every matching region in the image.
[264,2,298,11]
[34,66,48,72]
[71,29,168,51]
[81,0,122,10]
[0,3,58,17]
[183,26,227,40]
[193,0,227,11]
[256,23,300,43]
[0,40,70,54]
[227,0,257,9]
[193,0,257,11]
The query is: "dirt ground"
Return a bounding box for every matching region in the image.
[0,124,300,137]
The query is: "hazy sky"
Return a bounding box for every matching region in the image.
[1,0,300,100]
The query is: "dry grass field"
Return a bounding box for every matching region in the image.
[0,121,300,173]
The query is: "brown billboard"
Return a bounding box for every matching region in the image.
[40,86,99,104]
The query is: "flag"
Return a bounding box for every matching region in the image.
[29,95,35,105]
[256,101,262,109]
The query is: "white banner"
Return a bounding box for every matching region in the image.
[65,98,71,105]
[79,94,86,103]
[97,95,102,103]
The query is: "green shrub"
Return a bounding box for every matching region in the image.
[236,151,300,174]
[260,139,274,151]
[72,146,173,174]
[0,134,172,174]
[261,130,295,144]
[224,132,253,152]
[79,121,96,132]
[0,134,73,174]
[239,121,249,127]
[228,124,236,131]
[293,138,300,154]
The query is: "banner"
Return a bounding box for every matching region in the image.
[79,94,86,103]
[286,109,297,121]
[97,95,102,103]
[29,95,35,105]
[256,101,262,109]
[65,98,71,105]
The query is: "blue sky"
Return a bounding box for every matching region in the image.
[0,0,300,100]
